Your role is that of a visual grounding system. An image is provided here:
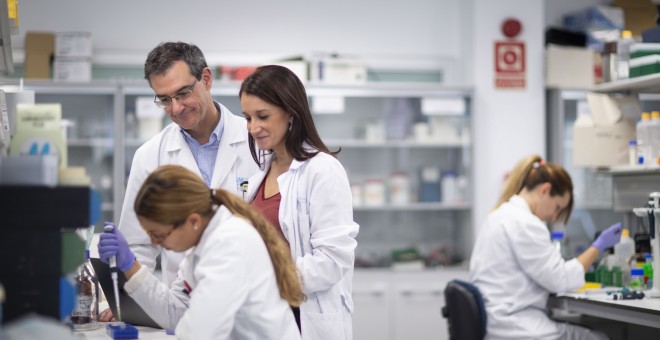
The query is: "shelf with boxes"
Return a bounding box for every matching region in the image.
[1,79,474,269]
[0,79,121,223]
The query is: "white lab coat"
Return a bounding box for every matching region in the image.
[469,195,585,340]
[246,150,359,340]
[119,102,258,286]
[124,207,301,340]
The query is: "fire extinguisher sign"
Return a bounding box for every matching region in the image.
[494,41,526,89]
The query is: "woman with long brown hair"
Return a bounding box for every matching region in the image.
[98,164,304,339]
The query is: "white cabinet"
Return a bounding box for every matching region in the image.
[353,269,469,340]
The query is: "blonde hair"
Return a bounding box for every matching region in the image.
[134,165,305,306]
[495,154,574,224]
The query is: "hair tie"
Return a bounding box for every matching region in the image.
[210,189,216,199]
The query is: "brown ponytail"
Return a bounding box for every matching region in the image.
[494,154,574,224]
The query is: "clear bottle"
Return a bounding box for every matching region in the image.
[617,30,635,79]
[630,268,645,290]
[637,112,652,164]
[551,231,565,256]
[650,111,660,164]
[69,250,99,331]
[614,229,635,286]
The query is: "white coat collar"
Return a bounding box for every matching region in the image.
[508,195,531,213]
[163,101,243,152]
[192,206,230,257]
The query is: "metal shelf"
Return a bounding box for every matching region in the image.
[591,73,660,94]
[353,202,470,211]
[326,139,469,148]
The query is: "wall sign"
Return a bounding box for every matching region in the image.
[495,18,526,89]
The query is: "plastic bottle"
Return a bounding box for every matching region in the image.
[644,253,654,289]
[614,229,635,286]
[611,266,623,287]
[650,111,660,164]
[551,231,565,256]
[630,268,645,290]
[636,112,652,164]
[441,171,457,204]
[617,30,635,79]
[629,140,637,166]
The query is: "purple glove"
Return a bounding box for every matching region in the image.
[592,222,623,253]
[98,221,135,272]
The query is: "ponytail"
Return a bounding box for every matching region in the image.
[494,154,574,224]
[211,190,306,306]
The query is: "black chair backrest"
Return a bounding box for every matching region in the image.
[441,279,487,340]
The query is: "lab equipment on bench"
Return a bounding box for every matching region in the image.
[106,322,139,339]
[104,223,122,322]
[632,192,660,297]
[89,258,160,328]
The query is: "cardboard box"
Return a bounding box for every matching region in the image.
[612,0,656,36]
[24,32,54,79]
[573,118,635,167]
[573,93,638,167]
[545,44,595,88]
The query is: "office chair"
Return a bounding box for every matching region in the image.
[441,279,487,340]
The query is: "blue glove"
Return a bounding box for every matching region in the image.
[592,222,623,253]
[98,222,136,272]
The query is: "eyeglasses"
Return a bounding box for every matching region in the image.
[147,219,184,243]
[153,79,198,108]
[147,227,175,244]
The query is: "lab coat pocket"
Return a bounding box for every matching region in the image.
[301,310,345,340]
[298,212,313,254]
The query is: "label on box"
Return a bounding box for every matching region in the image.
[56,32,92,57]
[53,57,92,82]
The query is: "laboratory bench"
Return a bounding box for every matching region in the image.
[77,323,170,339]
[548,293,660,338]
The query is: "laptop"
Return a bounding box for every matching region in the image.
[90,258,162,328]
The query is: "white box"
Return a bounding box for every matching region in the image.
[55,31,92,57]
[573,115,635,167]
[310,58,367,84]
[53,57,92,82]
[273,61,308,83]
[545,44,595,88]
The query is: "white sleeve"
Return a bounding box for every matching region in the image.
[124,264,190,329]
[508,220,585,293]
[118,144,161,274]
[297,158,359,294]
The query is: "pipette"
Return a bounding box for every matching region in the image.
[103,223,122,322]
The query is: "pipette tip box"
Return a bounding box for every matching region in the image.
[106,322,139,339]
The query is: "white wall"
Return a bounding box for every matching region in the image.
[472,0,546,234]
[12,0,466,72]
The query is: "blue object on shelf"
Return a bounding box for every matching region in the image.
[106,323,139,339]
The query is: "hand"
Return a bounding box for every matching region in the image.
[98,308,116,322]
[98,221,136,272]
[592,222,623,253]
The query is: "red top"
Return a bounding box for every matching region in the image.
[250,177,288,245]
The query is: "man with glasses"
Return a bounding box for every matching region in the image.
[115,41,258,295]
